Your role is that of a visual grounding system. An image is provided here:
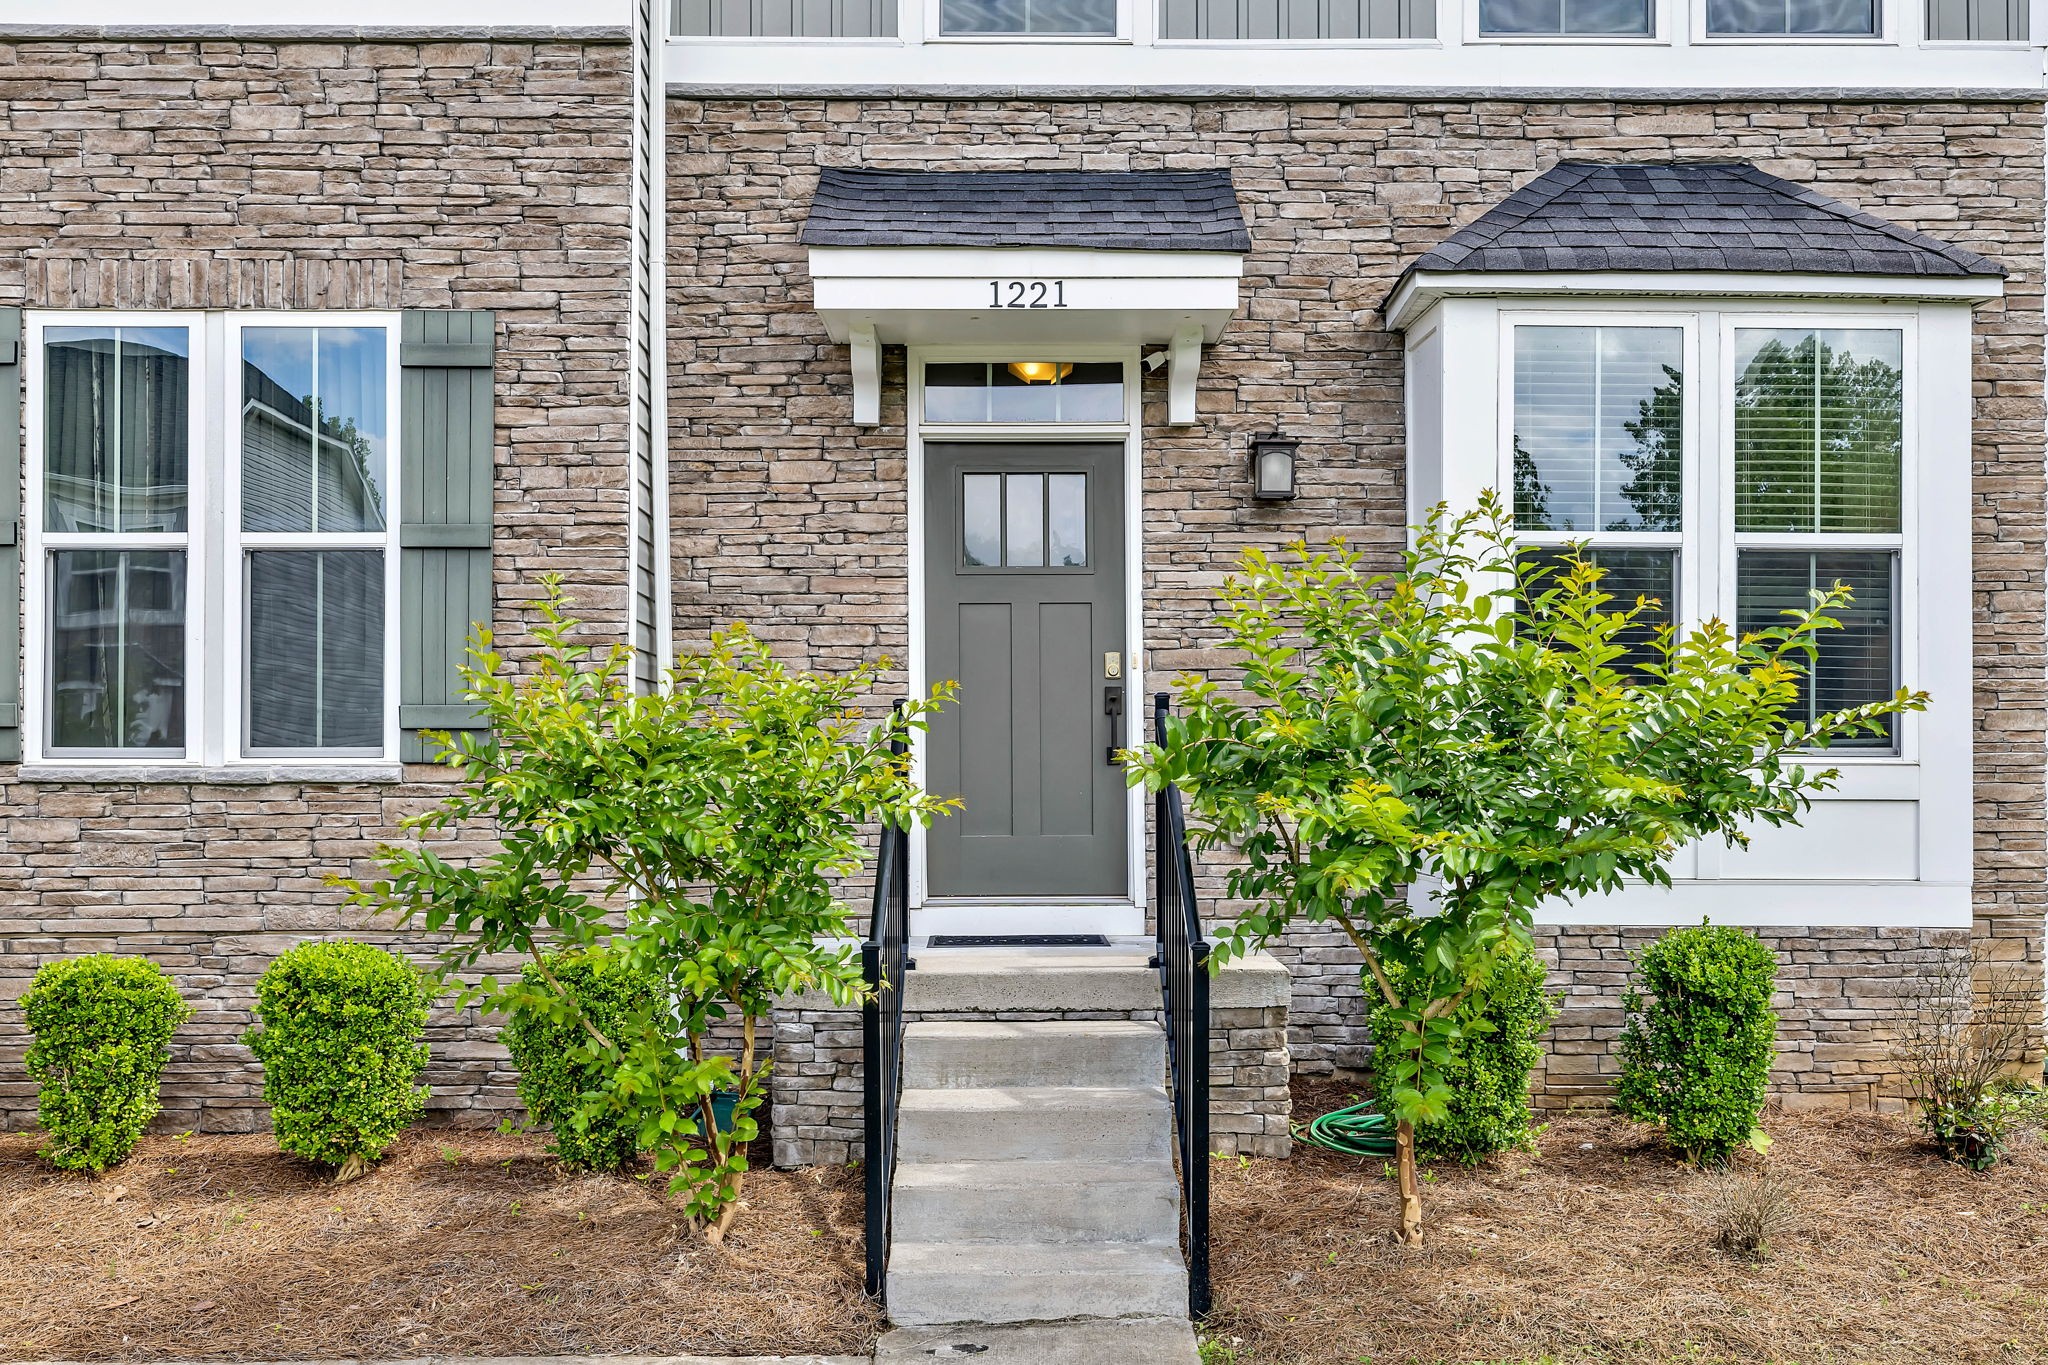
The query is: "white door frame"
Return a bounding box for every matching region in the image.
[905,345,1148,938]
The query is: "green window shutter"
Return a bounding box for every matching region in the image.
[399,310,494,763]
[0,309,19,761]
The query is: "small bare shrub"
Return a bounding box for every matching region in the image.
[1702,1167,1801,1259]
[1891,949,2039,1170]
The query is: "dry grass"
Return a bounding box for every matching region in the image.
[1207,1079,2048,1365]
[0,1127,881,1361]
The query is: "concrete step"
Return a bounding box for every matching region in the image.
[892,1159,1181,1244]
[875,1318,1201,1364]
[906,946,1161,1013]
[902,1019,1165,1089]
[887,1240,1189,1326]
[897,1085,1172,1163]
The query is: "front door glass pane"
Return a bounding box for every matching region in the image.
[43,326,191,534]
[48,549,187,752]
[1005,474,1046,567]
[242,326,389,533]
[1048,473,1088,567]
[962,474,1003,567]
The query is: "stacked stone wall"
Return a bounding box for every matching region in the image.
[0,37,635,1132]
[668,94,2048,1106]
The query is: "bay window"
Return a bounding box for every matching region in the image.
[26,312,401,766]
[1505,313,1905,752]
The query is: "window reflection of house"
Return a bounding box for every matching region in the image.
[41,332,189,534]
[241,359,385,533]
[48,550,185,751]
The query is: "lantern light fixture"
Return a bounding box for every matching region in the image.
[1250,431,1299,501]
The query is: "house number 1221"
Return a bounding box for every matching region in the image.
[989,280,1067,308]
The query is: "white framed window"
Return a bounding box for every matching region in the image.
[1474,0,1660,38]
[1698,0,1887,38]
[928,0,1128,38]
[24,311,402,768]
[1500,309,1909,755]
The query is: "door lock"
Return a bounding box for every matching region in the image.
[1103,651,1122,680]
[1104,686,1125,765]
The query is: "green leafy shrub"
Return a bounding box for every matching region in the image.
[1615,922,1779,1163]
[244,941,432,1179]
[22,955,192,1172]
[1371,939,1558,1163]
[502,950,654,1171]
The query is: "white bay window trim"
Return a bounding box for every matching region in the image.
[1404,287,1977,928]
[22,310,403,773]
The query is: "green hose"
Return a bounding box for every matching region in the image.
[1292,1099,1400,1157]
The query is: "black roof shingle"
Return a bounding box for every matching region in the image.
[802,168,1251,252]
[1401,161,2005,281]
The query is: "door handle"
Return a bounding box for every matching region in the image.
[1104,686,1124,765]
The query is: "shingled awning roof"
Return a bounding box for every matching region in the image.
[802,168,1251,253]
[1402,161,2006,280]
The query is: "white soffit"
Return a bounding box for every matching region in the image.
[809,246,1244,347]
[1385,269,2006,331]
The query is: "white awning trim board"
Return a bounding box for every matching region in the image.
[1386,269,2004,331]
[809,246,1245,426]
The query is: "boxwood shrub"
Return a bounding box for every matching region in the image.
[1616,922,1779,1164]
[244,941,431,1176]
[1371,939,1559,1163]
[502,951,654,1171]
[22,954,192,1172]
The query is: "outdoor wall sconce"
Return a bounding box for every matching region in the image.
[1250,431,1299,501]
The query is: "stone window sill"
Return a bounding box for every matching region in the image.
[16,763,410,785]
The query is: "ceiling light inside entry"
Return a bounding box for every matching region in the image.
[1007,360,1073,384]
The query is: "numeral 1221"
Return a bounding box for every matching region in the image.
[990,280,1066,308]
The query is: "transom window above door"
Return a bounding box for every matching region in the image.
[924,361,1125,423]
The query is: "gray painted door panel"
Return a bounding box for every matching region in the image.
[926,443,1127,898]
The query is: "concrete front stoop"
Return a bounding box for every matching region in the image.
[883,943,1192,1329]
[874,1318,1202,1363]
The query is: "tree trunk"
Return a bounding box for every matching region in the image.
[1394,1119,1423,1246]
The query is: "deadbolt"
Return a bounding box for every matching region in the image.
[1104,651,1122,679]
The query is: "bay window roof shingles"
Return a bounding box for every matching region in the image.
[802,168,1251,253]
[1402,161,2006,280]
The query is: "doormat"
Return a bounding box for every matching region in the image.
[925,934,1113,947]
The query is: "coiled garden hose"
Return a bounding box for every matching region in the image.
[1292,1099,1401,1157]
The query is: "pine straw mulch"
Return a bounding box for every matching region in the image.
[0,1126,882,1361]
[1208,1079,2048,1365]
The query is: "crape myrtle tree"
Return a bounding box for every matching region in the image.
[341,580,953,1244]
[1125,494,1921,1245]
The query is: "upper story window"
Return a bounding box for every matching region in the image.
[1705,0,1878,35]
[28,313,400,764]
[941,0,1116,33]
[1479,0,1654,35]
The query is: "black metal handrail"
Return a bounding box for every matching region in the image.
[1151,692,1212,1319]
[861,708,913,1304]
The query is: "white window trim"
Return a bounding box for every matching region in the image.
[1405,290,1974,928]
[23,310,403,773]
[223,313,404,767]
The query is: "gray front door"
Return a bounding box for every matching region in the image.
[925,442,1128,899]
